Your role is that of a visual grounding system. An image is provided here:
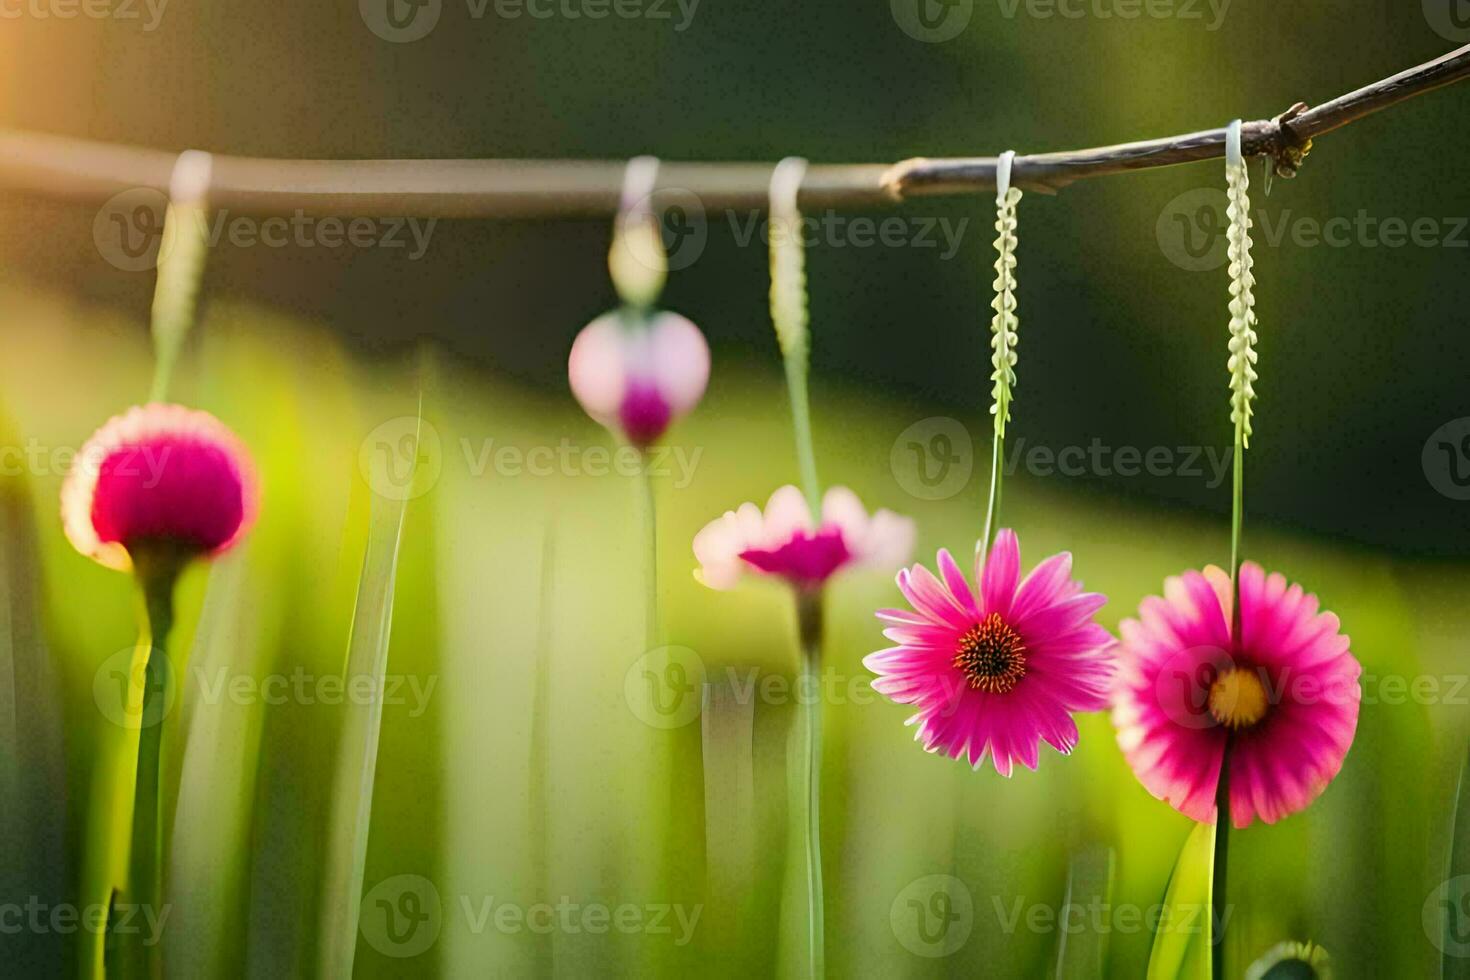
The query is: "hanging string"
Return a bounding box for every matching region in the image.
[608,154,666,312]
[609,156,666,639]
[768,156,822,523]
[1224,120,1258,592]
[148,150,213,403]
[980,150,1021,559]
[1214,117,1259,980]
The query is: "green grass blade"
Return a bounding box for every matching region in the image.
[1147,821,1215,980]
[164,552,263,979]
[0,443,68,977]
[1055,844,1116,980]
[316,414,418,978]
[1441,740,1470,979]
[700,676,757,955]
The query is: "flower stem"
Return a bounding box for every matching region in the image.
[1230,429,1245,594]
[796,589,825,979]
[784,354,822,525]
[637,462,659,641]
[980,428,1004,562]
[1212,742,1232,980]
[113,554,178,980]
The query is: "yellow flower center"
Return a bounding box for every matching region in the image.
[953,613,1027,694]
[1208,668,1270,729]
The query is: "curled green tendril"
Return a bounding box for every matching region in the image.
[1226,162,1259,448]
[769,194,821,520]
[990,186,1022,439]
[770,210,809,365]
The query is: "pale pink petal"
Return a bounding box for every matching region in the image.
[647,312,710,414]
[567,313,627,420]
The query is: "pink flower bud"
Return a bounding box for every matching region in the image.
[61,403,258,572]
[568,311,709,448]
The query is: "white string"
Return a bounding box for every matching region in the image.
[1225,119,1243,169]
[619,155,660,220]
[168,150,213,206]
[769,156,808,222]
[995,150,1016,204]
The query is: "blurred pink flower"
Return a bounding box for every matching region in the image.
[568,310,709,448]
[1111,562,1361,827]
[61,403,258,572]
[693,485,914,591]
[864,530,1113,777]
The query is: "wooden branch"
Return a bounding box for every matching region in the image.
[0,43,1466,218]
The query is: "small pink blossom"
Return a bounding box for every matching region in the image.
[693,485,914,591]
[864,530,1114,776]
[61,403,258,572]
[1111,562,1361,827]
[568,310,709,448]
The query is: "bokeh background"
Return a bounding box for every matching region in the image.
[1,1,1469,977]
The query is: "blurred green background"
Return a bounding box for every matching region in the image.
[1,1,1469,977]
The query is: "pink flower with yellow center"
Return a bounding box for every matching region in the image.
[61,403,258,572]
[568,310,710,448]
[864,530,1114,776]
[692,485,914,591]
[1111,561,1361,827]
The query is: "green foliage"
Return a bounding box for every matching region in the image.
[1147,821,1214,980]
[0,296,1464,977]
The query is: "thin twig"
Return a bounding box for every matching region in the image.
[0,44,1465,216]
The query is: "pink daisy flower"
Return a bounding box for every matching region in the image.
[863,529,1113,776]
[692,485,914,591]
[568,310,710,448]
[61,403,258,572]
[1111,562,1361,827]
